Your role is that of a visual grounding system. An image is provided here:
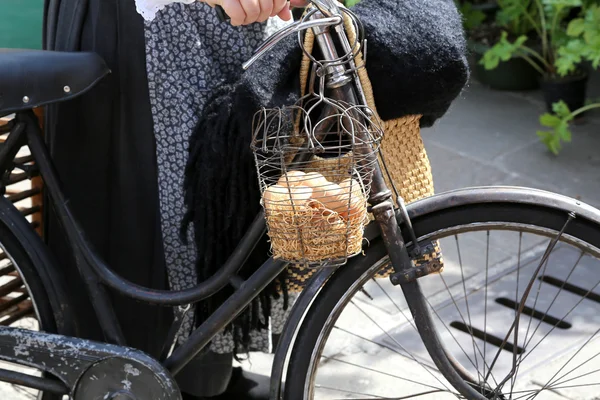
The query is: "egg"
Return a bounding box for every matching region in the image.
[277,170,306,187]
[301,172,330,191]
[337,178,367,222]
[263,184,313,213]
[311,182,344,210]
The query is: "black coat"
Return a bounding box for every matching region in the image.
[43,0,171,357]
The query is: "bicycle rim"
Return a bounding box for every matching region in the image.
[0,226,61,400]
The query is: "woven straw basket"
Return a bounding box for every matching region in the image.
[285,8,440,292]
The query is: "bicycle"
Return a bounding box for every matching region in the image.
[1,0,600,399]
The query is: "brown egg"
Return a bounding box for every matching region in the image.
[311,182,344,210]
[301,172,330,191]
[263,184,312,213]
[337,178,367,222]
[277,170,306,187]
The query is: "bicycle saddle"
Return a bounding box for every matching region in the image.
[0,49,110,117]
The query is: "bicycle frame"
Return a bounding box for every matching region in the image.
[0,1,485,398]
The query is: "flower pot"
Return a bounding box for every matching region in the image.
[541,73,589,114]
[469,40,541,91]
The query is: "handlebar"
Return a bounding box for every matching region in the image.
[214,0,342,22]
[242,14,343,70]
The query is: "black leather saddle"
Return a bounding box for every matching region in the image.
[0,49,110,117]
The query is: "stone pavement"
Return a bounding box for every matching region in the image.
[424,70,600,208]
[1,72,599,398]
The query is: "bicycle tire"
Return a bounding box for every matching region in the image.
[0,218,63,400]
[284,195,600,399]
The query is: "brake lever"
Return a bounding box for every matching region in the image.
[241,14,343,70]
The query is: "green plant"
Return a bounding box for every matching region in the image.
[480,0,600,78]
[557,3,600,73]
[537,99,600,154]
[344,0,361,7]
[495,0,539,37]
[457,1,487,30]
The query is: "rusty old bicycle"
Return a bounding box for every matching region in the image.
[1,0,600,398]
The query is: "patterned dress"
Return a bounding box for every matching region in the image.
[142,2,295,354]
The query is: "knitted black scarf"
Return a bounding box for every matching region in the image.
[182,0,470,352]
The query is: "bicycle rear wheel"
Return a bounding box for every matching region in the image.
[285,188,600,399]
[0,219,64,400]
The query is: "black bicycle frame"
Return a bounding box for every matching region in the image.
[0,110,290,377]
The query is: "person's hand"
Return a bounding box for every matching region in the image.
[203,0,309,26]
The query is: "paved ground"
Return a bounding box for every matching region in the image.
[424,69,600,208]
[1,72,599,398]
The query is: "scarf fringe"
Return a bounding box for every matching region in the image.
[182,85,288,354]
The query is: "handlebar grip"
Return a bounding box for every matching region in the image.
[215,5,231,22]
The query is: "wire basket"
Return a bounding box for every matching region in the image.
[251,94,384,267]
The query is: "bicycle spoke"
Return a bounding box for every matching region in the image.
[541,326,600,391]
[522,251,584,351]
[516,242,551,376]
[372,279,418,333]
[512,277,600,369]
[546,365,600,389]
[349,300,455,393]
[332,326,438,372]
[504,251,584,398]
[315,384,452,399]
[514,382,600,400]
[454,235,482,389]
[483,231,490,392]
[320,355,456,393]
[485,213,574,390]
[438,272,493,388]
[313,384,385,398]
[509,231,523,398]
[424,294,500,389]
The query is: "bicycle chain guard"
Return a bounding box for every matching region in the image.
[0,326,181,399]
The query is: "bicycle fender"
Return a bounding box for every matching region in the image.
[269,266,336,400]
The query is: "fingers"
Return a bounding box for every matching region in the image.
[257,0,273,22]
[239,0,260,24]
[271,0,287,17]
[276,3,292,21]
[219,0,294,25]
[222,0,246,25]
[289,0,308,7]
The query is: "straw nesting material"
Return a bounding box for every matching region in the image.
[262,171,368,264]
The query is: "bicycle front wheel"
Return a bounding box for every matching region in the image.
[285,187,600,399]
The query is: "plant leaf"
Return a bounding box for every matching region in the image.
[567,18,585,36]
[540,113,562,127]
[555,40,585,76]
[543,0,582,7]
[480,33,529,70]
[552,100,572,119]
[556,122,572,142]
[458,2,486,30]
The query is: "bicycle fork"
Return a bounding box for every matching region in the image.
[301,7,492,399]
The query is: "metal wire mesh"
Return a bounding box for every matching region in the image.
[251,92,384,267]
